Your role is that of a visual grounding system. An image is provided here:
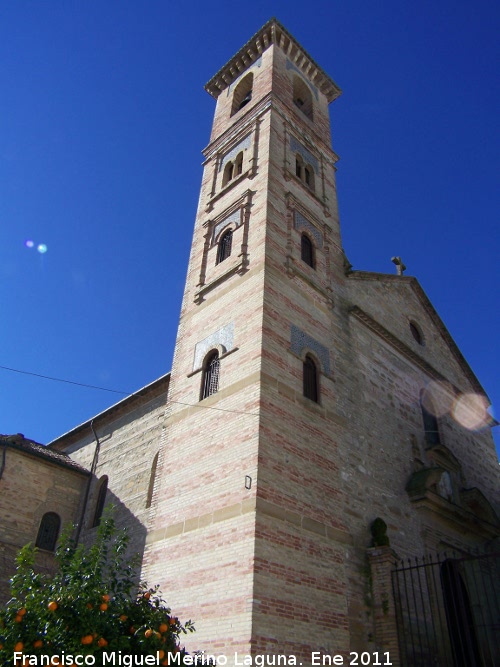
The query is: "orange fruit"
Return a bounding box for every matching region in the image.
[97,638,108,647]
[119,614,128,622]
[143,592,151,600]
[158,650,165,659]
[102,594,110,602]
[145,628,153,638]
[129,626,136,634]
[161,661,169,667]
[33,639,43,648]
[15,614,23,623]
[169,617,176,625]
[86,603,93,609]
[14,641,24,651]
[100,603,108,611]
[18,608,27,616]
[81,635,93,645]
[48,601,58,612]
[159,623,168,633]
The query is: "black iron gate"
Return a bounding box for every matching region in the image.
[392,551,500,667]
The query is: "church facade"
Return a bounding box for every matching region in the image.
[2,19,499,667]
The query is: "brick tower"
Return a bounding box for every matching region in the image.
[144,18,352,661]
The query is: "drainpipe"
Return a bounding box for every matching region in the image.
[74,420,101,545]
[0,440,7,481]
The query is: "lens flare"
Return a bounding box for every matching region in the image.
[37,243,48,254]
[420,381,455,417]
[452,393,491,431]
[25,239,34,248]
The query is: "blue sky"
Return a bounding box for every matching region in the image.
[1,1,498,454]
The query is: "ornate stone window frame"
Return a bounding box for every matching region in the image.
[282,121,335,216]
[290,324,333,380]
[188,322,238,377]
[195,190,253,303]
[284,192,334,308]
[205,120,261,210]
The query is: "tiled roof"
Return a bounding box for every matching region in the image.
[0,433,89,475]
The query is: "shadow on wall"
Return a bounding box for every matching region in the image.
[79,485,149,590]
[1,487,149,605]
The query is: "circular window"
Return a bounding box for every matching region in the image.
[409,321,424,345]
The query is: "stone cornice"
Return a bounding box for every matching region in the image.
[407,485,500,540]
[145,496,352,547]
[205,18,341,103]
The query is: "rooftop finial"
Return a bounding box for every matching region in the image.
[391,256,406,275]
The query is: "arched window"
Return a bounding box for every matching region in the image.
[295,155,303,179]
[303,355,319,402]
[217,229,233,264]
[304,166,314,189]
[294,153,315,191]
[421,392,440,445]
[293,75,313,120]
[201,351,220,400]
[222,161,234,187]
[92,476,108,527]
[146,452,159,509]
[235,152,244,176]
[231,73,254,116]
[410,321,424,345]
[35,512,61,552]
[301,234,315,268]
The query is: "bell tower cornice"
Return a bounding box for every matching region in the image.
[205,17,342,103]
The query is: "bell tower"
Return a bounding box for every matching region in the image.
[144,19,352,661]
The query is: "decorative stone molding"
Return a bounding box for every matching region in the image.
[290,135,319,173]
[406,466,500,539]
[219,134,252,172]
[206,119,261,209]
[283,192,334,307]
[282,121,333,215]
[286,59,319,99]
[294,210,323,247]
[290,325,332,377]
[196,190,253,302]
[226,56,262,95]
[192,322,235,372]
[205,18,341,103]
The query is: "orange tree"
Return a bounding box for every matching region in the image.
[0,511,194,665]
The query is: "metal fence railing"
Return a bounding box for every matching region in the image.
[392,551,500,667]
